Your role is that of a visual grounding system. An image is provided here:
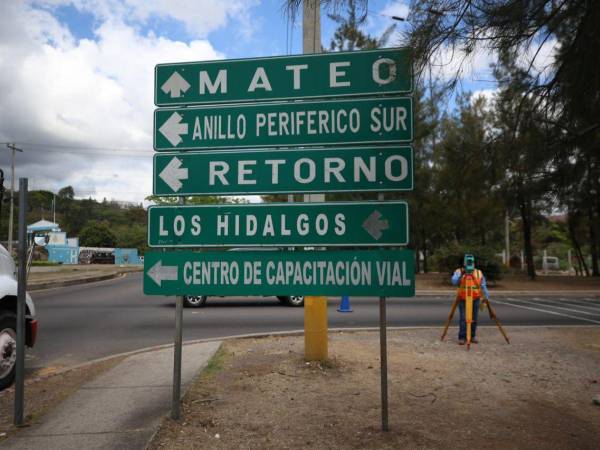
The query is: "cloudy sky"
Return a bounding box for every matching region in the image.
[0,0,525,204]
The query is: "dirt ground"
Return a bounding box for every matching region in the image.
[150,328,600,450]
[416,272,600,291]
[0,356,125,443]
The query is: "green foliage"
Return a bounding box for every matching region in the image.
[77,221,117,248]
[115,224,148,253]
[145,195,246,205]
[58,186,74,200]
[328,0,395,51]
[31,261,60,267]
[430,241,503,282]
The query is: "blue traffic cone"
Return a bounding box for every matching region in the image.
[337,295,353,313]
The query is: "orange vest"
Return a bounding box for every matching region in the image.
[458,269,483,300]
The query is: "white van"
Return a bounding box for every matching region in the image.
[543,256,560,270]
[0,244,37,390]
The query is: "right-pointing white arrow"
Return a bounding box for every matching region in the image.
[159,112,188,147]
[159,157,188,192]
[161,71,190,98]
[147,260,178,287]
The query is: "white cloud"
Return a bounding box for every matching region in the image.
[363,1,409,48]
[429,45,496,83]
[517,37,559,82]
[471,88,497,103]
[34,0,258,39]
[0,1,229,202]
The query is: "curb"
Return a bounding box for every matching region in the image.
[6,323,599,397]
[27,269,142,291]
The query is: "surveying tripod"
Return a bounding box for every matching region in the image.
[440,273,510,350]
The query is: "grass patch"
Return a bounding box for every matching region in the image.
[200,345,227,378]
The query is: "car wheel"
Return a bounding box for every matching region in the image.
[279,295,304,307]
[183,295,207,308]
[0,312,17,391]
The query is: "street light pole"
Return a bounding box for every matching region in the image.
[6,144,23,255]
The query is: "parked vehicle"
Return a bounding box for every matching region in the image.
[183,294,304,308]
[0,244,37,390]
[184,247,304,308]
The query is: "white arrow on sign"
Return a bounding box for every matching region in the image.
[159,112,188,146]
[161,71,190,98]
[147,260,178,287]
[159,157,188,192]
[362,210,389,240]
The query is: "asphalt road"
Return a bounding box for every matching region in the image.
[27,272,600,370]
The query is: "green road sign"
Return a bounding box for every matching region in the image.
[143,249,415,297]
[155,48,412,106]
[153,146,413,196]
[153,97,412,151]
[147,201,408,248]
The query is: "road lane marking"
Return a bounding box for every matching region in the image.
[558,298,600,312]
[525,297,600,316]
[494,298,600,325]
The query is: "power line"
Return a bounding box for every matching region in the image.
[0,142,152,157]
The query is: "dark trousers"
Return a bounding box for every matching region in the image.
[458,299,480,340]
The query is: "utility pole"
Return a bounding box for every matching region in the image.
[6,144,23,255]
[505,211,510,267]
[302,0,328,363]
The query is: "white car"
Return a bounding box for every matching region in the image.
[0,244,37,390]
[184,294,304,308]
[184,247,304,308]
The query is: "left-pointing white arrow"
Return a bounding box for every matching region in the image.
[362,210,390,241]
[159,157,188,192]
[159,112,188,147]
[147,260,178,287]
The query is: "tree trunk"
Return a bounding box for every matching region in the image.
[420,228,429,273]
[518,187,536,279]
[585,151,599,276]
[568,211,590,277]
[588,204,599,276]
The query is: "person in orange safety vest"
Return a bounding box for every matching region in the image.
[451,254,491,345]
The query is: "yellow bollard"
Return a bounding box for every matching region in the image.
[304,296,328,361]
[465,275,474,349]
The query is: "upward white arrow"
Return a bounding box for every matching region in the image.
[159,157,188,192]
[161,71,190,98]
[159,112,188,147]
[147,260,178,287]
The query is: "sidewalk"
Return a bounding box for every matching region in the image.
[1,341,220,450]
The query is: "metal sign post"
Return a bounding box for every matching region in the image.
[378,192,389,432]
[14,178,27,426]
[172,196,184,420]
[152,41,416,432]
